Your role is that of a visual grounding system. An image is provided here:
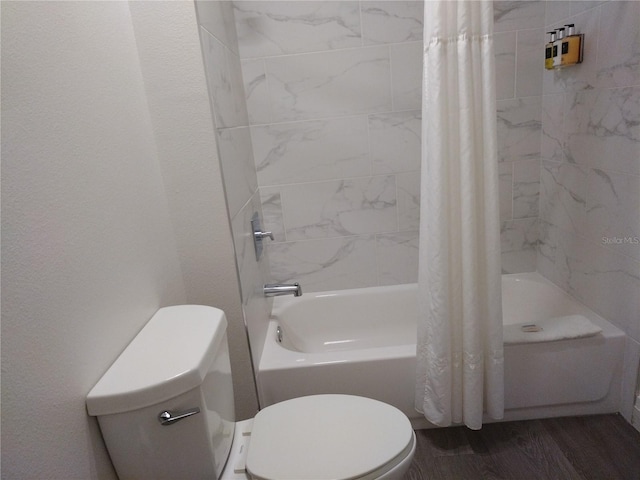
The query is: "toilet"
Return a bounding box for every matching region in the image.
[86,305,416,480]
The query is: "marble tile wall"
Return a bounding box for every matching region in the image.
[195,0,272,369]
[537,1,640,350]
[235,1,424,292]
[236,1,546,292]
[494,0,546,274]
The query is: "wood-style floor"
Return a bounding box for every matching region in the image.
[404,414,640,479]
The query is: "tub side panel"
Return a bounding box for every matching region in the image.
[257,354,419,421]
[504,334,625,409]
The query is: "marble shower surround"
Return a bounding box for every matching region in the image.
[196,0,273,372]
[494,0,546,276]
[203,0,639,426]
[236,1,546,292]
[537,0,640,349]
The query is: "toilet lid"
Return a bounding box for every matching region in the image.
[246,394,413,480]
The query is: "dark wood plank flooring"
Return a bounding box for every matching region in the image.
[404,414,640,479]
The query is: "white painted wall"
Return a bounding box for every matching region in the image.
[128,0,258,421]
[193,0,274,377]
[1,1,256,478]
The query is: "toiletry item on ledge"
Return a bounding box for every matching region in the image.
[544,25,584,70]
[560,24,584,67]
[553,27,565,68]
[545,31,557,70]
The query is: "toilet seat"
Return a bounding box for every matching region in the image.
[245,394,415,480]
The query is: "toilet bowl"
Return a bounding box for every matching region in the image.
[86,305,415,480]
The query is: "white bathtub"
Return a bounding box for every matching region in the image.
[257,272,626,429]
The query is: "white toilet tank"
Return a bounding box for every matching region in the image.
[86,305,236,480]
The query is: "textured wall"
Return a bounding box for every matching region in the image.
[129,1,258,420]
[1,1,258,478]
[1,2,186,478]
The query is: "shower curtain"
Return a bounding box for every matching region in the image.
[415,0,504,430]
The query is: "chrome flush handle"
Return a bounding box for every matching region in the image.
[157,407,201,426]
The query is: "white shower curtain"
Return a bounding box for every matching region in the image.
[415,0,504,430]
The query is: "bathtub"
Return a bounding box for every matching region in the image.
[256,272,626,429]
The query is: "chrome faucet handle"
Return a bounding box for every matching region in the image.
[251,212,273,261]
[254,230,274,241]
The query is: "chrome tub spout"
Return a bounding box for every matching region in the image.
[263,283,302,297]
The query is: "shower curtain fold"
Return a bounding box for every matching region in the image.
[415,0,504,430]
